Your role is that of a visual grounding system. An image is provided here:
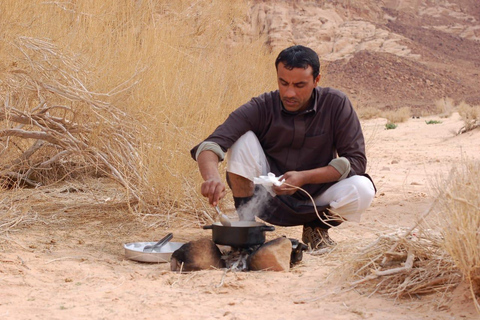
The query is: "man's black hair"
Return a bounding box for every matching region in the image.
[275,45,320,79]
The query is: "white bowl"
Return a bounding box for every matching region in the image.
[124,241,184,263]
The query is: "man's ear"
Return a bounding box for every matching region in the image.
[314,74,321,85]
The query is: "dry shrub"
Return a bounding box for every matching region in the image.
[433,159,480,310]
[457,102,480,134]
[341,221,461,304]
[434,97,455,118]
[0,1,277,220]
[0,197,38,235]
[382,107,411,124]
[0,37,145,205]
[356,106,381,120]
[342,160,480,312]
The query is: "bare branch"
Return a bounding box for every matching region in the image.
[1,171,41,188]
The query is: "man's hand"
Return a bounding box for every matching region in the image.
[272,171,304,196]
[271,166,342,196]
[201,178,226,206]
[197,150,226,206]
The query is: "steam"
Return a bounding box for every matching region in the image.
[236,186,271,221]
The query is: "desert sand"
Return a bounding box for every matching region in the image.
[1,112,479,319]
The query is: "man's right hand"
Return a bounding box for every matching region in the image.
[201,178,226,206]
[197,150,225,206]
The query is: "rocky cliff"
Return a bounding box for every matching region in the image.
[235,0,480,113]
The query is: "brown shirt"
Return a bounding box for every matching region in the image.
[190,86,367,200]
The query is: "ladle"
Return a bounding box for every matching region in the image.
[215,205,232,227]
[143,233,173,252]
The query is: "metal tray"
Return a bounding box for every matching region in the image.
[124,241,184,263]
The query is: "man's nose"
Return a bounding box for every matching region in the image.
[284,85,296,97]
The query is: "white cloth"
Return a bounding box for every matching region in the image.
[253,172,284,186]
[253,172,285,197]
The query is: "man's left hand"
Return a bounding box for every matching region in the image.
[272,171,304,196]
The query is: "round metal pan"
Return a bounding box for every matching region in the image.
[203,221,275,247]
[124,241,184,263]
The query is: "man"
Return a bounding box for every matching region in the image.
[190,45,375,250]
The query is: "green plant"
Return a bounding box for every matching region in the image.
[385,123,397,130]
[425,120,442,124]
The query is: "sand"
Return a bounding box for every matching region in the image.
[1,113,479,319]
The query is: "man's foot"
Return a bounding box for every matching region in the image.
[302,225,336,250]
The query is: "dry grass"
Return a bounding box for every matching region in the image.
[340,206,461,305]
[382,107,411,124]
[457,102,480,134]
[433,159,480,311]
[1,37,145,206]
[0,1,277,221]
[356,106,382,120]
[435,97,455,118]
[341,159,480,312]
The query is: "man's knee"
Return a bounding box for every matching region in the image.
[349,175,375,206]
[227,131,259,158]
[226,131,269,181]
[226,172,254,197]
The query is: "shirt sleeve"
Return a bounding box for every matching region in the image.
[190,94,267,161]
[194,141,225,161]
[328,157,351,180]
[332,93,367,176]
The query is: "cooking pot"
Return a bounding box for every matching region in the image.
[203,221,275,247]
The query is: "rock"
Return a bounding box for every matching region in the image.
[247,237,292,272]
[170,238,225,272]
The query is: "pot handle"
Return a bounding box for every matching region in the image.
[261,225,275,232]
[203,225,213,230]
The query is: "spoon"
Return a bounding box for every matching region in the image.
[215,205,232,227]
[143,233,173,252]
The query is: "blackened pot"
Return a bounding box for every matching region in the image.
[203,221,275,247]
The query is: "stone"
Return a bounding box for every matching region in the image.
[170,238,225,272]
[247,237,292,272]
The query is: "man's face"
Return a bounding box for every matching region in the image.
[277,62,320,112]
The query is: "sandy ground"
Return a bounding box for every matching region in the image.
[1,113,479,320]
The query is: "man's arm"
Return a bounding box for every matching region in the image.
[197,150,226,206]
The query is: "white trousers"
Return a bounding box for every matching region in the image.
[226,131,375,222]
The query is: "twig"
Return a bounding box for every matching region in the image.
[202,210,215,224]
[380,199,437,266]
[44,256,85,264]
[445,192,480,211]
[17,256,31,270]
[215,268,228,288]
[0,172,40,187]
[373,249,414,276]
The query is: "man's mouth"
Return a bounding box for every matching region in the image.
[283,99,297,106]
